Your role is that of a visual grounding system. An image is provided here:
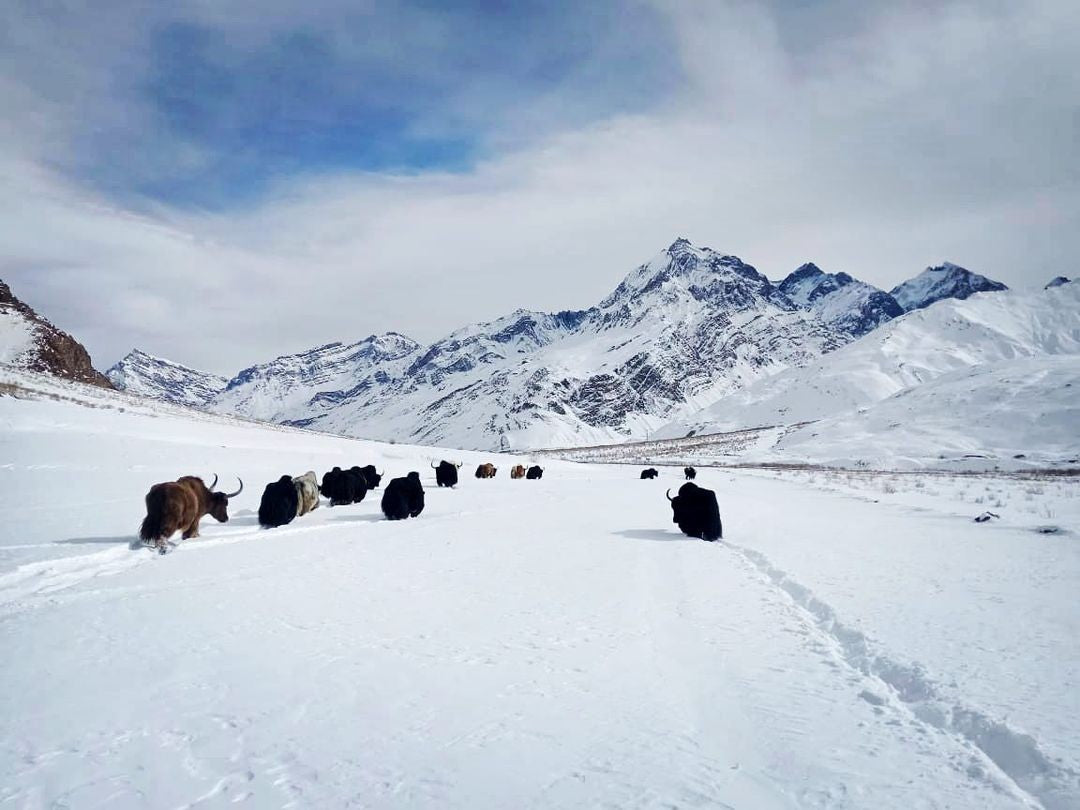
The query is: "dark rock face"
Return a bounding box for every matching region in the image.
[778,263,904,337]
[0,279,113,388]
[1046,276,1071,289]
[889,262,1008,312]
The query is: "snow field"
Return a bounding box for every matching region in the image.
[1,375,1078,808]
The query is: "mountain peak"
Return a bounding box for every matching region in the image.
[890,263,1008,312]
[1046,276,1071,289]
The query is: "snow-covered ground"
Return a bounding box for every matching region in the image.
[2,370,1078,808]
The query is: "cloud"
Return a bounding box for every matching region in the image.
[0,0,1077,375]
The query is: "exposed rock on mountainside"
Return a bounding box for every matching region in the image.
[889,262,1007,312]
[0,279,113,388]
[777,262,903,336]
[107,349,228,408]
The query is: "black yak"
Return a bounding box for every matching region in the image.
[359,464,383,489]
[259,475,300,528]
[684,466,697,480]
[346,467,370,503]
[526,465,544,480]
[640,468,659,479]
[382,471,425,520]
[139,474,243,552]
[667,482,722,541]
[320,466,366,506]
[432,460,461,488]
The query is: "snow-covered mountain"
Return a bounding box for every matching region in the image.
[106,240,1028,452]
[890,262,1007,312]
[655,281,1080,439]
[777,263,903,336]
[212,333,421,424]
[0,278,112,388]
[1046,276,1071,289]
[111,239,853,449]
[106,349,228,408]
[214,239,848,449]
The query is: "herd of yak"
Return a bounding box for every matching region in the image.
[138,462,721,554]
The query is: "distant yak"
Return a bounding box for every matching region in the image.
[259,475,300,528]
[684,466,697,480]
[475,463,497,479]
[667,482,722,541]
[640,468,659,480]
[432,460,462,488]
[293,471,320,516]
[525,465,544,480]
[510,464,527,480]
[382,471,425,520]
[139,474,243,552]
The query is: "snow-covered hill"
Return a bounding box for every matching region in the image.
[3,367,1079,808]
[752,353,1080,469]
[0,279,113,387]
[107,349,228,408]
[890,261,1008,312]
[657,281,1080,439]
[777,262,903,336]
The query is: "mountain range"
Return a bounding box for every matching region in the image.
[102,239,1019,450]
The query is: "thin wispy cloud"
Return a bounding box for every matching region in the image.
[1,0,1076,374]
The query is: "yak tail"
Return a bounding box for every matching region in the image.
[139,512,162,542]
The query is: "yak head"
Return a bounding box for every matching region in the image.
[205,474,243,522]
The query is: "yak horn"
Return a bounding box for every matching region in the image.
[207,473,218,490]
[223,478,244,498]
[666,488,673,501]
[456,462,462,468]
[431,461,439,469]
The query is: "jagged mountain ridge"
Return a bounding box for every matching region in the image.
[0,279,113,388]
[107,240,1012,451]
[243,239,848,449]
[777,263,903,336]
[106,349,228,408]
[890,261,1008,312]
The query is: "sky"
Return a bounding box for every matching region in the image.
[1,0,1077,375]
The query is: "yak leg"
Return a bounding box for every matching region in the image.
[182,517,201,539]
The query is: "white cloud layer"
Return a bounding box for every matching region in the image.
[1,0,1077,374]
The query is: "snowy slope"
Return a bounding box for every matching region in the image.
[3,368,1079,808]
[107,349,229,407]
[203,239,848,450]
[890,261,1007,311]
[0,307,35,365]
[211,332,421,424]
[0,278,113,387]
[657,282,1080,439]
[777,262,903,336]
[747,353,1080,469]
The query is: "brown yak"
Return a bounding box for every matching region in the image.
[139,474,243,552]
[474,462,497,479]
[510,464,527,479]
